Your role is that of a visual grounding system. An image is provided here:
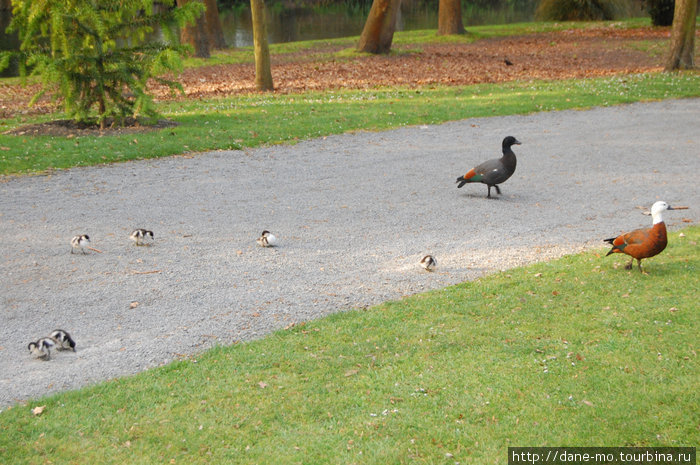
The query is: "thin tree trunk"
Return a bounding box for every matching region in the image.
[177,0,210,58]
[250,0,274,91]
[357,0,403,54]
[203,0,226,49]
[665,0,697,70]
[437,0,465,36]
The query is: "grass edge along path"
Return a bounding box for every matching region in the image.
[1,72,699,176]
[1,225,697,464]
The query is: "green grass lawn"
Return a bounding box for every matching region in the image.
[1,225,697,464]
[1,72,699,175]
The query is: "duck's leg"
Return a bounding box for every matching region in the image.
[637,259,646,274]
[486,185,492,198]
[494,185,502,195]
[624,258,634,270]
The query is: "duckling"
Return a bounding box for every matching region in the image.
[256,230,277,247]
[50,329,76,352]
[420,254,437,271]
[70,234,90,254]
[28,337,56,360]
[130,229,154,246]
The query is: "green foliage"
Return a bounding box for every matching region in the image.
[1,0,205,128]
[645,0,674,26]
[535,0,632,21]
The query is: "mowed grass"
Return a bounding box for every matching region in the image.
[1,226,697,464]
[1,72,699,175]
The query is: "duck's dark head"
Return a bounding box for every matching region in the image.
[502,136,521,148]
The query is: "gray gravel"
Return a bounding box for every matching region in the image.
[1,99,699,408]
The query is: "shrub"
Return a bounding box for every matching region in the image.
[535,0,632,21]
[646,0,674,26]
[1,0,205,128]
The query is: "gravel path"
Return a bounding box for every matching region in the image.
[1,99,699,407]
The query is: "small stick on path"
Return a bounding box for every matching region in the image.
[86,246,103,253]
[130,270,162,275]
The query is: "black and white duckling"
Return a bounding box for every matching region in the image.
[420,254,437,271]
[28,337,56,360]
[256,230,277,247]
[70,234,90,254]
[50,329,76,352]
[130,229,154,246]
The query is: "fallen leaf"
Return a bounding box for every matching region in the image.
[534,273,542,278]
[32,405,46,416]
[130,301,140,309]
[258,381,268,389]
[581,400,594,407]
[344,369,359,377]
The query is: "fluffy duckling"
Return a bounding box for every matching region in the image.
[50,329,76,352]
[130,229,154,246]
[256,230,277,247]
[28,337,56,360]
[420,254,437,271]
[70,234,90,254]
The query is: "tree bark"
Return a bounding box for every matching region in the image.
[357,0,403,54]
[250,0,274,91]
[203,0,226,50]
[177,0,210,59]
[665,0,697,70]
[437,0,465,36]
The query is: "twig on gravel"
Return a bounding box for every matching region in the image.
[86,246,103,253]
[130,269,162,275]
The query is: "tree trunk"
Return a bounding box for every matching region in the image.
[250,0,274,91]
[665,0,697,70]
[177,0,210,58]
[437,0,465,36]
[203,0,226,50]
[357,0,403,54]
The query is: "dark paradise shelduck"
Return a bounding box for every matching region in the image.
[456,136,521,198]
[604,201,688,273]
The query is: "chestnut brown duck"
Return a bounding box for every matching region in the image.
[604,201,688,273]
[456,136,521,198]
